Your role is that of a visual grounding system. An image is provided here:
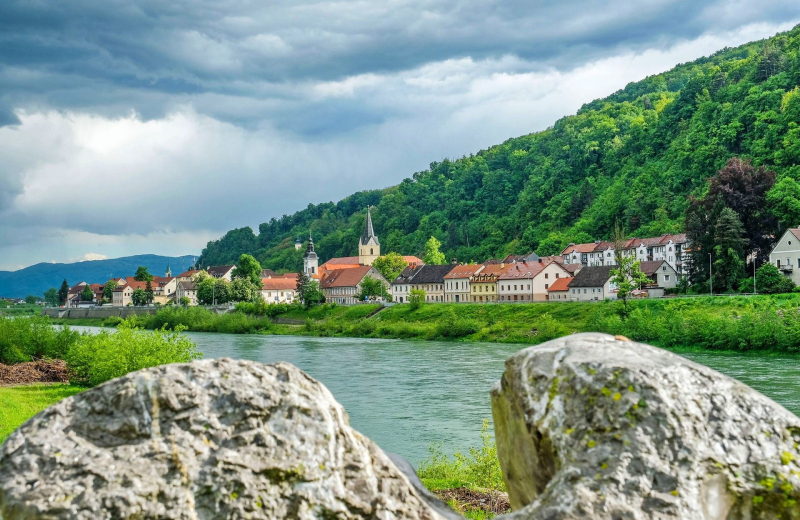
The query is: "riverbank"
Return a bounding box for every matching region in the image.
[56,294,800,353]
[0,384,83,442]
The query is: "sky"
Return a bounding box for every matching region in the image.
[1,1,799,271]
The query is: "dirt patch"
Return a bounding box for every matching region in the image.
[0,359,70,386]
[434,487,511,515]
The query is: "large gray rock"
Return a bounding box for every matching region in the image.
[492,332,800,519]
[0,358,453,520]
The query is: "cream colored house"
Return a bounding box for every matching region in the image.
[151,276,177,305]
[320,266,389,305]
[498,260,570,302]
[261,278,297,304]
[176,281,198,306]
[444,264,484,303]
[769,228,800,285]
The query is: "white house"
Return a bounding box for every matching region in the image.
[768,228,800,285]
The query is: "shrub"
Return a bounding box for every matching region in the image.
[417,419,505,492]
[434,311,481,338]
[533,313,568,343]
[66,319,201,386]
[409,289,426,310]
[0,315,80,364]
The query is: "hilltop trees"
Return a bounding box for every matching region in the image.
[194,26,800,272]
[232,254,262,286]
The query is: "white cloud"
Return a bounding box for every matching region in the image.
[78,253,109,262]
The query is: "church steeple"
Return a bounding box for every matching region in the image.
[358,207,380,265]
[165,263,172,277]
[304,234,319,276]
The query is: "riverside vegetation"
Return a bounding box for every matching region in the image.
[68,293,800,354]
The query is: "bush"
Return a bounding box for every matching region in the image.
[409,289,426,310]
[0,315,80,364]
[417,419,505,492]
[756,264,796,294]
[434,310,481,338]
[66,319,201,386]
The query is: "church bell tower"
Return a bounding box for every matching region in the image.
[358,207,380,266]
[304,235,319,277]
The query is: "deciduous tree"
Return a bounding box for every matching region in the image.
[232,254,263,286]
[134,266,154,282]
[44,288,59,306]
[131,288,147,306]
[423,236,446,265]
[80,285,94,302]
[372,252,408,283]
[610,255,650,318]
[103,280,118,301]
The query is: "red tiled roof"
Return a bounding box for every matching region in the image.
[444,264,484,279]
[498,260,549,280]
[790,229,800,242]
[262,278,297,290]
[402,256,425,267]
[177,270,200,278]
[320,266,374,288]
[323,257,360,266]
[547,277,573,292]
[561,243,598,255]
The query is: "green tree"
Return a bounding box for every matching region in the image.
[295,271,325,308]
[197,277,230,305]
[230,277,259,302]
[80,284,94,302]
[232,254,263,286]
[756,264,795,294]
[358,277,389,301]
[712,207,747,293]
[145,281,154,304]
[372,252,409,283]
[179,296,191,306]
[423,236,446,265]
[134,266,154,282]
[44,288,59,306]
[58,280,69,306]
[24,295,38,305]
[131,288,147,306]
[103,280,118,301]
[610,255,650,318]
[408,289,426,310]
[768,177,800,228]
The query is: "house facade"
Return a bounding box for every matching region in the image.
[497,260,570,302]
[176,281,198,306]
[444,264,484,303]
[769,228,800,285]
[206,265,235,281]
[405,264,455,303]
[638,260,679,289]
[567,265,617,301]
[261,278,297,304]
[391,266,421,303]
[561,234,689,275]
[470,264,505,302]
[320,266,389,305]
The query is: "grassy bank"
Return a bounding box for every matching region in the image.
[86,294,800,353]
[0,384,83,442]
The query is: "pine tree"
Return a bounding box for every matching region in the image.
[713,207,746,293]
[58,280,69,305]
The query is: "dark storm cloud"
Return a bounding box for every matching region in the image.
[1,0,799,130]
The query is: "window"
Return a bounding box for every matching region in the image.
[545,273,549,279]
[662,266,666,271]
[665,275,670,281]
[545,284,549,289]
[584,289,587,294]
[555,273,559,278]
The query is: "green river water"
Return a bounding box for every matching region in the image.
[73,327,800,464]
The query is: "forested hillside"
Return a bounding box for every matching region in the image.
[198,25,800,272]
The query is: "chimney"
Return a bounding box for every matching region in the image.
[501,262,505,268]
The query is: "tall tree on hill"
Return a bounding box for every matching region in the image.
[134,266,154,282]
[767,177,800,229]
[686,158,777,285]
[422,236,446,265]
[44,288,58,307]
[58,280,69,305]
[713,207,747,293]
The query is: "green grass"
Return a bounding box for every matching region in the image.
[0,384,84,443]
[0,304,42,316]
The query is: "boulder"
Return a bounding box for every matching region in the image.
[491,333,800,519]
[0,358,455,520]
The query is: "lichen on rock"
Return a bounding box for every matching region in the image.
[0,358,453,520]
[491,332,800,519]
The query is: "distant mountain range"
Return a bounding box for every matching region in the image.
[0,254,196,298]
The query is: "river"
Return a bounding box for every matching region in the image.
[72,327,800,464]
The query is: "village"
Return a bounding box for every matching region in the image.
[55,208,800,308]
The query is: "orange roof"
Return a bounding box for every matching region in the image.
[322,257,361,266]
[402,256,425,267]
[262,278,298,290]
[177,270,200,278]
[281,272,299,279]
[444,264,484,279]
[472,263,508,281]
[320,266,374,288]
[547,277,573,292]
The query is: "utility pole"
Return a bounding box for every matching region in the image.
[709,252,713,296]
[753,257,757,294]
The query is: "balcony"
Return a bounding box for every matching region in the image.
[780,265,794,273]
